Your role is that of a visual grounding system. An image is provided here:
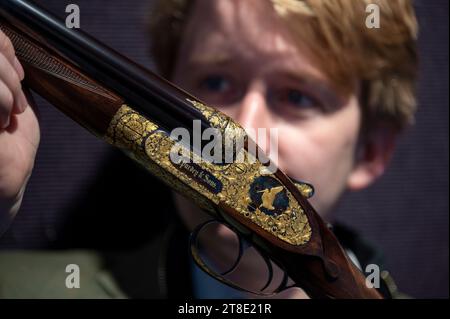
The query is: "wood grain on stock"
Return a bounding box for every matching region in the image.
[0,22,122,136]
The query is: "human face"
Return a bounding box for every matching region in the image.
[171,0,364,220]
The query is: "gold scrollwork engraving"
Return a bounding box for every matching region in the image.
[105,104,311,246]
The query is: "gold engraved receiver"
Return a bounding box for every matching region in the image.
[105,104,312,246]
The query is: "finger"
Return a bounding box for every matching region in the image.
[0,80,13,129]
[13,57,25,81]
[0,30,24,80]
[0,54,27,113]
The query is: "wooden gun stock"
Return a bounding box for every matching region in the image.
[0,0,382,299]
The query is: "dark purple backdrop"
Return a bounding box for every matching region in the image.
[0,0,448,298]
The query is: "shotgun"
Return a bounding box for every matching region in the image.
[0,0,382,299]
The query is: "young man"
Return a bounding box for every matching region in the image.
[0,0,418,298]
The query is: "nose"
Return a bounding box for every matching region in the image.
[234,83,271,130]
[233,82,274,156]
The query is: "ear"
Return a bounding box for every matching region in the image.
[347,126,398,191]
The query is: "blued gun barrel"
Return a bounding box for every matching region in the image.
[0,0,210,134]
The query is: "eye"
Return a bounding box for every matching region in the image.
[200,74,231,93]
[195,74,241,106]
[269,87,324,119]
[283,89,316,109]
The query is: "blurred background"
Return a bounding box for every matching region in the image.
[0,0,447,298]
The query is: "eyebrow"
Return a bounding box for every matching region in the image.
[190,52,331,89]
[188,51,234,66]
